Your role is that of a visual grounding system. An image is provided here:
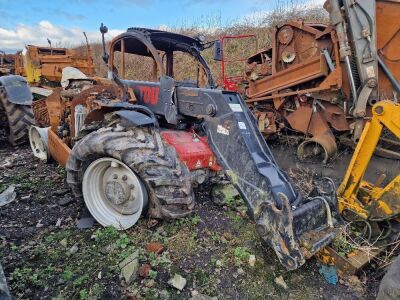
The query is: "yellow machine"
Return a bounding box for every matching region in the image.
[338,101,400,221]
[18,44,94,86]
[319,101,400,275]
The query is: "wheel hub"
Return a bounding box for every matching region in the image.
[104,180,132,205]
[82,157,148,229]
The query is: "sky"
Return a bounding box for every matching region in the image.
[0,0,324,52]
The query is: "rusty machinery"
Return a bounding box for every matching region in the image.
[28,25,344,271]
[218,0,400,163]
[16,37,95,87]
[318,101,400,276]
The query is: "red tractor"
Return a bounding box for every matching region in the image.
[29,25,340,270]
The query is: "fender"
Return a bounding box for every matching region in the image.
[113,109,156,127]
[0,75,33,105]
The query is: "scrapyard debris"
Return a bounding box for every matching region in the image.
[319,264,338,285]
[76,207,95,229]
[145,242,164,254]
[0,185,16,207]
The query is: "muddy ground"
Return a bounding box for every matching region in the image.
[0,136,395,299]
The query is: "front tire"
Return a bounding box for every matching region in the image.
[66,125,195,229]
[0,87,34,146]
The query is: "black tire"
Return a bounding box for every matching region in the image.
[66,125,195,220]
[0,87,34,146]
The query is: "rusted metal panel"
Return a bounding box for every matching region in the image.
[376,0,400,100]
[48,129,71,167]
[246,56,328,99]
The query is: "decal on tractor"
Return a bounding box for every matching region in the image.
[138,85,159,105]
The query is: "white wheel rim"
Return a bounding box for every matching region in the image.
[82,157,148,230]
[29,126,48,161]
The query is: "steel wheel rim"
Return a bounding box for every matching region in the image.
[82,157,148,229]
[29,126,47,161]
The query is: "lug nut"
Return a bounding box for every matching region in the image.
[122,175,128,181]
[129,184,135,190]
[113,174,118,179]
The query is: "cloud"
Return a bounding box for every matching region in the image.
[0,20,124,51]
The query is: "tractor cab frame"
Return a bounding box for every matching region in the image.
[108,28,215,88]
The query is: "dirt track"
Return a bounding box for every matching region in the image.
[0,139,386,299]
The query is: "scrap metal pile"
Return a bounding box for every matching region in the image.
[219,0,400,163]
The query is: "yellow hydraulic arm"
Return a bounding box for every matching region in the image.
[338,101,400,221]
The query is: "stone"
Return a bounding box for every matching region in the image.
[211,184,240,206]
[275,275,288,290]
[69,244,79,254]
[168,273,187,290]
[145,279,155,288]
[145,242,164,254]
[159,290,170,299]
[119,251,139,269]
[237,268,245,275]
[121,259,139,285]
[215,260,223,268]
[0,185,16,207]
[119,251,140,285]
[57,197,74,206]
[59,238,68,247]
[248,255,256,267]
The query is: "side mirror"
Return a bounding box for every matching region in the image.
[213,40,222,61]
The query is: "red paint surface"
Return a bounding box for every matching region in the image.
[138,85,159,105]
[161,130,221,171]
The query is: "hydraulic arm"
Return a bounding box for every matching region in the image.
[338,101,400,220]
[125,77,340,270]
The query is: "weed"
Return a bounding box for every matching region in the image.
[93,226,119,244]
[62,269,74,281]
[79,289,89,300]
[190,214,201,225]
[234,246,251,262]
[116,233,131,249]
[149,270,158,279]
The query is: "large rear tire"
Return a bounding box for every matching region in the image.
[0,87,34,146]
[66,125,195,228]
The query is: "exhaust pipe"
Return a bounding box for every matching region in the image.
[29,126,50,161]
